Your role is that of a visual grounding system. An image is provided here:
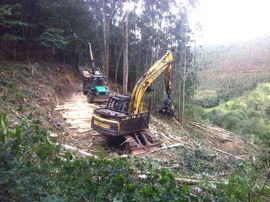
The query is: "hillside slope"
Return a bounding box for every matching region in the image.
[1,61,268,201]
[0,61,255,178]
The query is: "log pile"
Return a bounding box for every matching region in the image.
[186,121,251,161]
[149,115,253,161]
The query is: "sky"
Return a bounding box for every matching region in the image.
[190,0,270,45]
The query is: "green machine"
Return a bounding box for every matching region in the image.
[82,43,109,103]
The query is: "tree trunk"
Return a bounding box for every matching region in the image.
[123,12,129,94]
[135,42,142,81]
[192,43,197,119]
[179,50,186,124]
[178,48,182,123]
[114,45,123,87]
[102,0,109,80]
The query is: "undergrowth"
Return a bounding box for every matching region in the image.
[0,112,269,201]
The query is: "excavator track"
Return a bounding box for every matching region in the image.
[123,130,160,155]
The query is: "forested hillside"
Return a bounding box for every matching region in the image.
[194,37,270,189]
[1,0,270,201]
[1,0,199,118]
[195,36,270,107]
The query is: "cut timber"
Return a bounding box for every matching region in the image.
[150,115,183,143]
[212,147,246,161]
[54,84,98,152]
[78,128,92,133]
[56,91,93,133]
[54,106,65,111]
[61,144,97,158]
[82,70,91,77]
[138,143,184,155]
[189,121,243,143]
[172,118,199,146]
[189,121,229,142]
[155,128,179,142]
[175,177,228,185]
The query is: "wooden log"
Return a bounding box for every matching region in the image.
[139,143,185,155]
[150,116,183,143]
[78,129,92,133]
[212,147,246,161]
[189,121,232,142]
[61,144,98,158]
[54,106,65,111]
[175,177,228,185]
[172,118,199,146]
[190,121,245,144]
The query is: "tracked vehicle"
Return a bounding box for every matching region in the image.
[91,50,174,155]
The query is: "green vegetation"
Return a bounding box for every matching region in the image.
[1,113,269,201]
[0,0,196,120]
[199,83,270,162]
[1,0,270,201]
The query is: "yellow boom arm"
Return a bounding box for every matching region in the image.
[128,50,173,113]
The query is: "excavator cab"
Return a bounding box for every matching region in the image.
[106,94,130,112]
[92,94,149,137]
[92,101,155,155]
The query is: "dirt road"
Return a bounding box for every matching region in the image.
[54,82,106,153]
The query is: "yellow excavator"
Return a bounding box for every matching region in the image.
[91,50,174,155]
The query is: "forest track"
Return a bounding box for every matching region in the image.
[54,82,107,153]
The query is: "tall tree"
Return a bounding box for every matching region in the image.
[123,6,129,94]
[101,0,121,80]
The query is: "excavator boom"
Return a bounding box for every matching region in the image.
[129,50,173,114]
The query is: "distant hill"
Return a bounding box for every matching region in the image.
[195,35,270,107]
[197,35,270,72]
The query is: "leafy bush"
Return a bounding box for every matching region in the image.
[0,112,199,201]
[1,112,270,201]
[194,90,220,108]
[214,164,270,202]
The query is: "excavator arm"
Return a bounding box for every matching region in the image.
[128,50,174,114]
